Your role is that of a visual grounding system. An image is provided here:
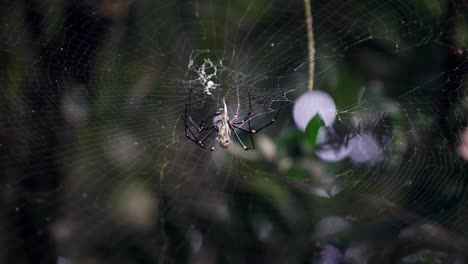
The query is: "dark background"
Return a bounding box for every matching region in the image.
[1,0,468,263]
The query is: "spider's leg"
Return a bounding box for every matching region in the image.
[189,116,218,131]
[184,107,201,145]
[186,88,204,130]
[199,127,217,149]
[186,88,222,131]
[232,127,252,151]
[246,93,255,149]
[232,125,256,149]
[232,125,253,133]
[185,127,215,151]
[192,113,221,131]
[250,99,284,133]
[184,123,200,145]
[186,91,220,130]
[233,93,252,125]
[233,84,241,122]
[184,103,214,151]
[200,125,216,130]
[230,93,256,149]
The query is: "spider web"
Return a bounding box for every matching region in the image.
[1,0,468,262]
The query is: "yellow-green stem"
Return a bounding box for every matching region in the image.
[304,0,315,91]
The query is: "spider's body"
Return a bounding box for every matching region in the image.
[214,99,232,148]
[183,90,283,151]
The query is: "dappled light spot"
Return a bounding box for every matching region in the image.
[110,183,157,230]
[105,132,141,167]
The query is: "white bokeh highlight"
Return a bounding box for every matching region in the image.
[293,90,337,131]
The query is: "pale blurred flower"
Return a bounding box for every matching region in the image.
[293,90,337,131]
[348,133,382,164]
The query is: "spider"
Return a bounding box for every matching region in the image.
[183,89,284,151]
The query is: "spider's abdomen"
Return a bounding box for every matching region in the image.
[215,117,231,148]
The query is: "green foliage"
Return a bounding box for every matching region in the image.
[304,114,325,150]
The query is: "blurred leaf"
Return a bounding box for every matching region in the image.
[288,166,309,180]
[249,177,292,216]
[277,129,304,158]
[305,114,325,149]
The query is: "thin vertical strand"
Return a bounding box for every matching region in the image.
[304,0,315,91]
